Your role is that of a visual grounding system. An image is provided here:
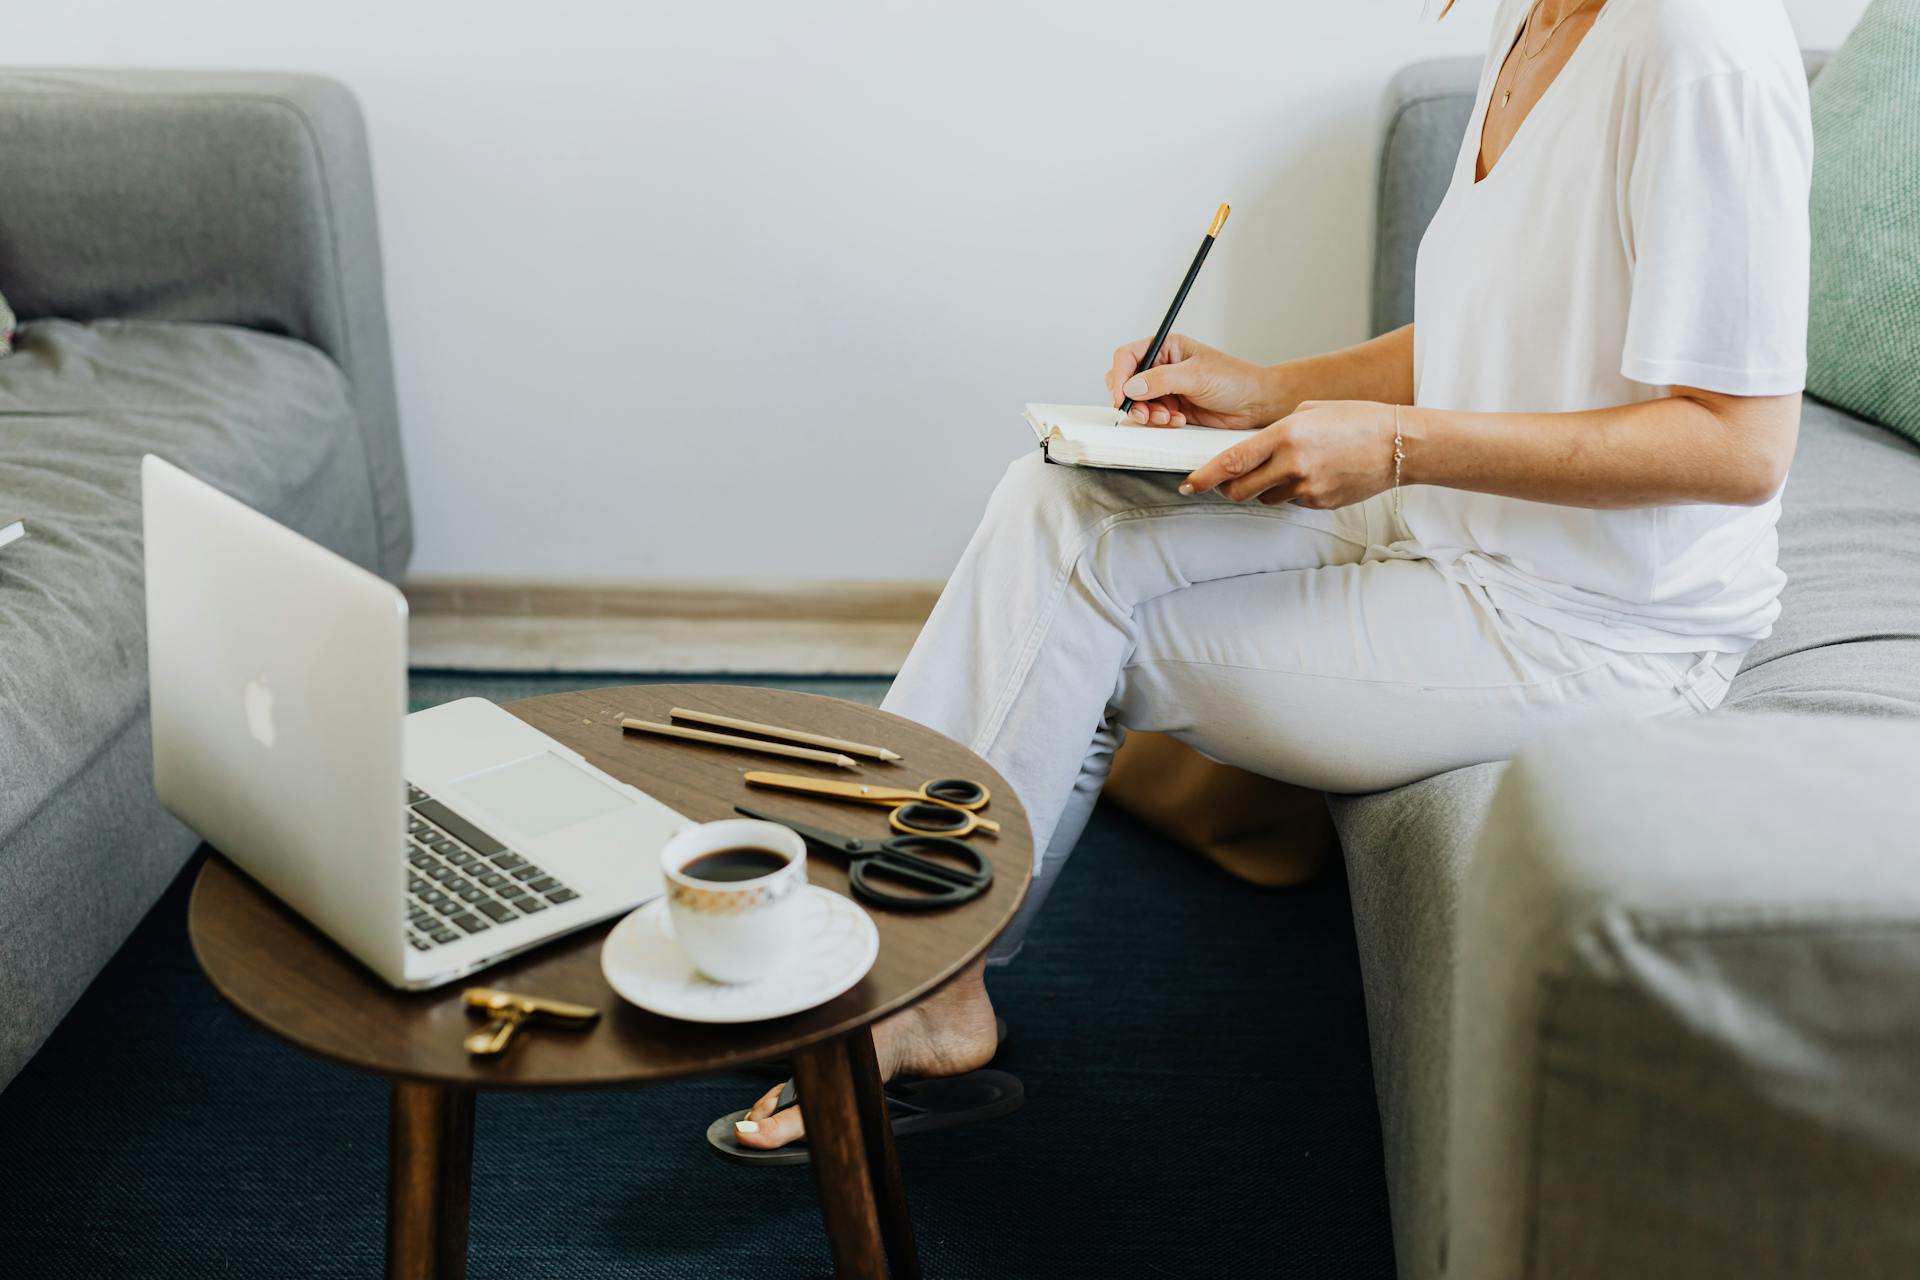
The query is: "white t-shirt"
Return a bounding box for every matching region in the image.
[1410,0,1813,654]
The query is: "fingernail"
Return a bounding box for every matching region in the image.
[1123,376,1149,398]
[1178,483,1195,496]
[1130,406,1148,421]
[734,1120,759,1135]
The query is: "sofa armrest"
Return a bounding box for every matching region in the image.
[1451,714,1920,1280]
[0,68,409,578]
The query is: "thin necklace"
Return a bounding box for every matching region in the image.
[1499,0,1600,110]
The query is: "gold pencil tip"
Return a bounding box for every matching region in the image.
[1209,202,1231,238]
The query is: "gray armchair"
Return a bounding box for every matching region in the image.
[0,71,410,1089]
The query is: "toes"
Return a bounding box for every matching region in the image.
[733,1082,806,1149]
[747,1081,787,1120]
[735,1104,805,1149]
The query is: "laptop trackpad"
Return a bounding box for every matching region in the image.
[453,751,634,839]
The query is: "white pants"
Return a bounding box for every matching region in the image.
[882,453,1739,962]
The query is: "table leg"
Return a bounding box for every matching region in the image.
[844,1028,920,1280]
[793,1033,911,1279]
[386,1080,475,1280]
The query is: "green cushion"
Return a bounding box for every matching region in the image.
[1806,0,1920,444]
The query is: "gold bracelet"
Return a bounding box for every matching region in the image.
[1392,405,1406,527]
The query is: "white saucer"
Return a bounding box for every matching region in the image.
[600,885,880,1024]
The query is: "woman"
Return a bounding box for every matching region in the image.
[729,0,1813,1151]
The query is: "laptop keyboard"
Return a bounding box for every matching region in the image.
[404,783,580,952]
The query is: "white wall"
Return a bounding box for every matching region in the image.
[10,0,1866,582]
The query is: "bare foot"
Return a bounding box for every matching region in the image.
[732,955,998,1150]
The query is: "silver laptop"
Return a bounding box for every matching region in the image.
[142,455,690,990]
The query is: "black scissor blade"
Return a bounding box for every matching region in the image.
[733,805,875,855]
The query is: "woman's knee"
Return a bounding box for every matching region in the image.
[987,451,1084,516]
[982,451,1163,541]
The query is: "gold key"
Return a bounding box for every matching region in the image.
[461,987,600,1056]
[464,1006,529,1055]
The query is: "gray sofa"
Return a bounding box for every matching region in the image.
[0,71,410,1090]
[1333,56,1920,1279]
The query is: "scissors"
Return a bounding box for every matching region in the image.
[742,771,1000,838]
[735,805,994,910]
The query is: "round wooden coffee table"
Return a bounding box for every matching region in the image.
[188,684,1032,1280]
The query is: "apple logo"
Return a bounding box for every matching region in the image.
[244,675,277,749]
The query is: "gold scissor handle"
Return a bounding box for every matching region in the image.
[888,806,1000,837]
[743,771,928,807]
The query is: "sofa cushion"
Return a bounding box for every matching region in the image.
[0,287,12,355]
[0,318,375,847]
[1804,0,1920,445]
[1730,397,1920,717]
[0,71,411,578]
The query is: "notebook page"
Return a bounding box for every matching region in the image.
[1024,404,1243,473]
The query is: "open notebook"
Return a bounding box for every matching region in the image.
[1024,404,1243,473]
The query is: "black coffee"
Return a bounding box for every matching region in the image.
[682,847,789,883]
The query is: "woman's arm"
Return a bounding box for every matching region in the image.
[1180,388,1801,510]
[1106,326,1796,510]
[1107,326,1416,429]
[1399,389,1800,508]
[1267,324,1417,412]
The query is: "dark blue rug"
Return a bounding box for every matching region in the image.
[0,674,1394,1278]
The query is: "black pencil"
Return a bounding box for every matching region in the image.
[1119,202,1231,416]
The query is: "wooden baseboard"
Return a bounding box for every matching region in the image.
[403,578,941,674]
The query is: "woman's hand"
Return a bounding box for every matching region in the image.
[1181,400,1398,508]
[1105,334,1290,430]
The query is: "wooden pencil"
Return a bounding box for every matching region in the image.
[620,719,857,769]
[1119,201,1231,415]
[669,707,902,762]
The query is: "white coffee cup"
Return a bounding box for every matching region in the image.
[660,819,808,984]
